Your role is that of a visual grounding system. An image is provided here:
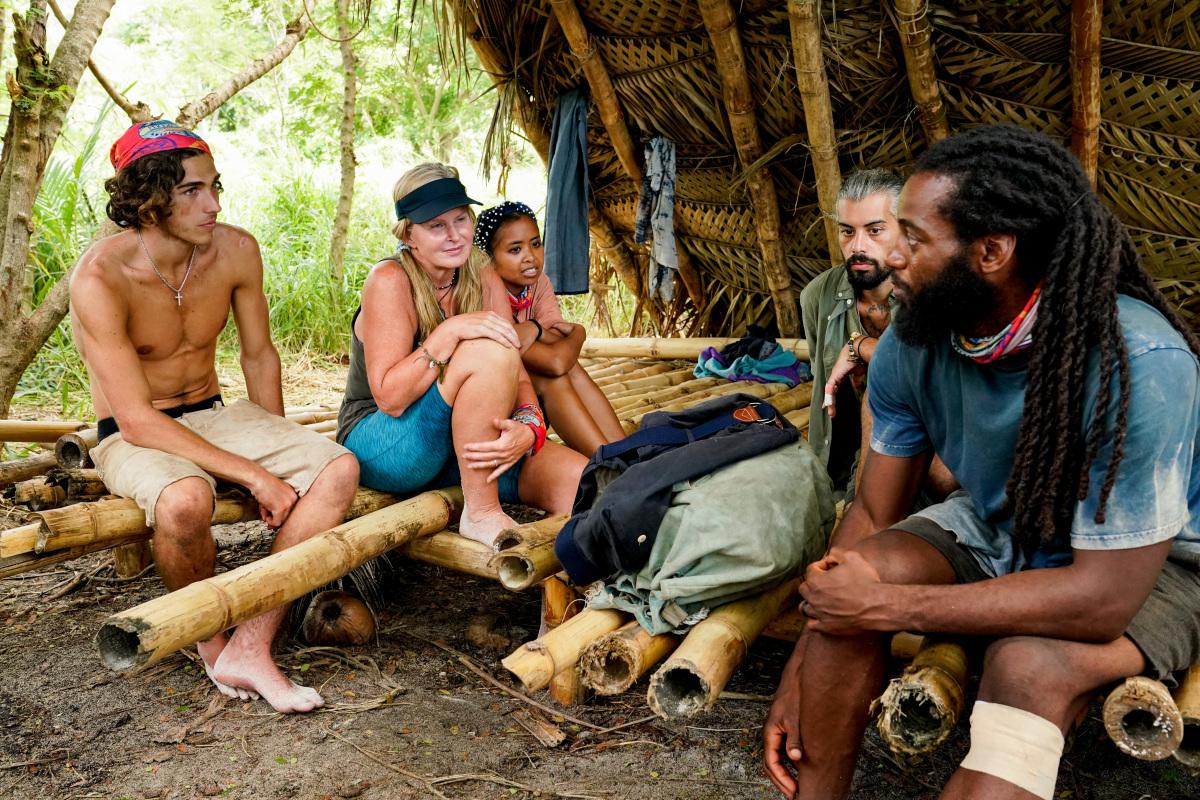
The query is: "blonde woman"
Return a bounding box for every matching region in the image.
[336,164,585,546]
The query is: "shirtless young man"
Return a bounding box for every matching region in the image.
[70,120,360,713]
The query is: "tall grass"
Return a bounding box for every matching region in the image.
[229,173,394,357]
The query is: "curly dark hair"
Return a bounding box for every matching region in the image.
[913,124,1200,552]
[104,149,202,228]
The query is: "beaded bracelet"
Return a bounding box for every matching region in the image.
[511,402,547,457]
[419,343,450,383]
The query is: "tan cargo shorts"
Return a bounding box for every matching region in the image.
[91,399,351,527]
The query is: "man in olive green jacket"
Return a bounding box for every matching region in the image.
[800,169,902,496]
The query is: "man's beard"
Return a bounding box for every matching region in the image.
[892,250,997,348]
[843,255,893,293]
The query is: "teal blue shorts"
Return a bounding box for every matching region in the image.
[344,383,523,502]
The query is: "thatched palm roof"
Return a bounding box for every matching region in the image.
[447,0,1200,336]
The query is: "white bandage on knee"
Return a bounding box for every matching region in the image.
[959,700,1065,800]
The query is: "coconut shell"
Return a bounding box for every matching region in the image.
[301,590,376,646]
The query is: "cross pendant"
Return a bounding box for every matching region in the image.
[175,291,183,306]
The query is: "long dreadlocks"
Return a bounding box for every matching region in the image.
[913,125,1200,551]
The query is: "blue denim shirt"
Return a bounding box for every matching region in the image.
[868,295,1200,577]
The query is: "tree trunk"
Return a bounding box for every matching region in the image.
[0,0,116,415]
[329,0,359,281]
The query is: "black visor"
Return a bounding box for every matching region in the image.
[394,177,480,223]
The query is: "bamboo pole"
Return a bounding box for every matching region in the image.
[1103,676,1184,761]
[647,580,796,718]
[593,362,677,387]
[0,495,261,559]
[787,0,842,262]
[450,0,644,300]
[55,428,98,469]
[97,488,465,670]
[582,337,809,362]
[4,468,108,510]
[113,541,152,578]
[697,0,800,338]
[784,408,811,432]
[580,620,681,696]
[0,451,58,486]
[610,380,726,413]
[0,419,89,443]
[3,476,64,509]
[402,531,498,579]
[622,380,796,425]
[761,606,805,643]
[614,379,759,418]
[1069,0,1102,186]
[583,358,637,380]
[543,575,586,704]
[494,514,569,551]
[889,632,926,661]
[600,368,699,398]
[1171,664,1200,768]
[548,0,705,311]
[0,534,151,581]
[492,537,562,592]
[46,468,107,501]
[501,607,628,692]
[893,0,950,145]
[875,639,969,755]
[0,486,414,561]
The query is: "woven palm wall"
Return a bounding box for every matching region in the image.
[447,0,1200,335]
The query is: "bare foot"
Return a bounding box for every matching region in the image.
[211,640,323,714]
[197,633,259,702]
[459,504,517,549]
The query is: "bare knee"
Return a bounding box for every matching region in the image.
[979,637,1089,723]
[453,338,520,374]
[154,477,214,536]
[314,453,359,501]
[849,530,958,585]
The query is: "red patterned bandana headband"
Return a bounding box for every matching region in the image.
[110,120,211,172]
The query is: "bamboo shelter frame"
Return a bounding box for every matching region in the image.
[441,1,1200,335]
[697,0,799,337]
[549,0,706,311]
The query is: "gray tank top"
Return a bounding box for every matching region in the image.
[336,306,383,444]
[337,256,426,443]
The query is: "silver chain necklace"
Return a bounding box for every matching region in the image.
[138,229,196,306]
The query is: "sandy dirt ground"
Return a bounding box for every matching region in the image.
[0,509,1197,800]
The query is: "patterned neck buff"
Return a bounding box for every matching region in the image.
[951,283,1043,364]
[508,285,534,320]
[110,120,210,172]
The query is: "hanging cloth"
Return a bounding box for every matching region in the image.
[543,88,591,294]
[633,136,679,302]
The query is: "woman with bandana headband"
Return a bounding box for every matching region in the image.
[335,165,586,547]
[475,201,624,457]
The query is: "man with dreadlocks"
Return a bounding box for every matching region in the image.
[764,124,1200,800]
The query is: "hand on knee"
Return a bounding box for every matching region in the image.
[453,338,521,373]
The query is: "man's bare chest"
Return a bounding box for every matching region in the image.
[123,270,233,359]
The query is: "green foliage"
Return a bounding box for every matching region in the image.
[16,106,112,415]
[230,171,394,355]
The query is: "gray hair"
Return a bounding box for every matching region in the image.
[836,168,903,215]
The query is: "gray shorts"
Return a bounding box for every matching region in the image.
[891,515,1200,687]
